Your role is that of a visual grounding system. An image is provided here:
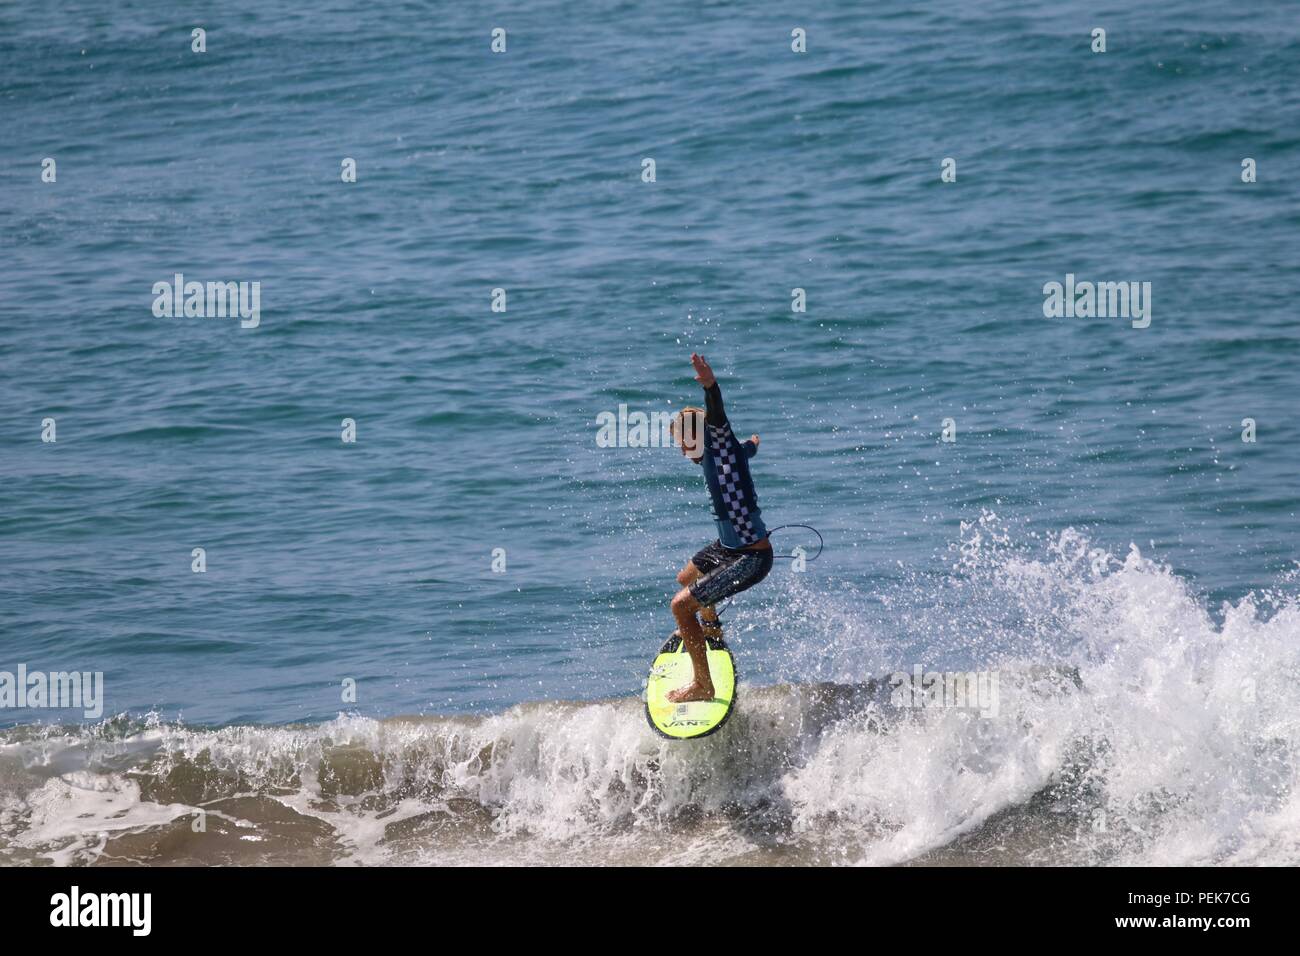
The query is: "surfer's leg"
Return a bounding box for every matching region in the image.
[676,562,722,633]
[668,587,714,703]
[681,543,727,632]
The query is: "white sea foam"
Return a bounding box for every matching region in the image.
[2,521,1296,866]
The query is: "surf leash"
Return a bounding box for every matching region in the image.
[767,523,824,562]
[707,524,823,619]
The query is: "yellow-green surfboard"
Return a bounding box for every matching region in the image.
[644,633,737,740]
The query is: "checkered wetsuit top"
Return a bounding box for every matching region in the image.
[699,382,768,550]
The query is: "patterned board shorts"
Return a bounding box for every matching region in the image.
[687,539,774,607]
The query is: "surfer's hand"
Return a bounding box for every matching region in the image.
[749,434,760,447]
[691,353,716,388]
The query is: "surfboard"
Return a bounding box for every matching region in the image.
[644,633,737,740]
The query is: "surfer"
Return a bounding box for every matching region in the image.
[666,353,774,703]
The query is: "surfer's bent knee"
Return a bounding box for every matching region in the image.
[671,588,699,616]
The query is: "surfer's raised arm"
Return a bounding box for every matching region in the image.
[691,353,724,423]
[691,353,759,454]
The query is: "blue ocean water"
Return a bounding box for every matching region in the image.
[1,1,1298,865]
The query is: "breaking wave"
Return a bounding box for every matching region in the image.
[3,519,1297,866]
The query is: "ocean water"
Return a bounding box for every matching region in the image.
[1,0,1299,866]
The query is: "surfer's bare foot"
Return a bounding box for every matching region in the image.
[666,680,714,703]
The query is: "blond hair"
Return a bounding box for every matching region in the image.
[671,406,705,453]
